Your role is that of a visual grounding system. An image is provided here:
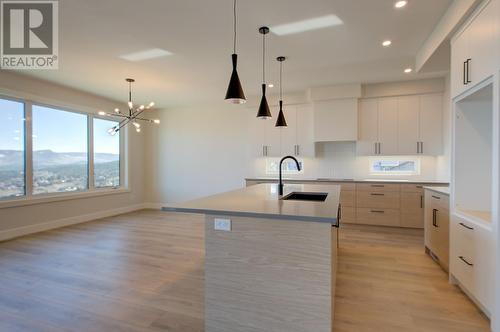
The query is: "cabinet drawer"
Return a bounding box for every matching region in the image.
[428,192,449,212]
[340,190,355,207]
[450,214,494,313]
[356,191,400,209]
[356,208,400,227]
[340,207,355,223]
[357,183,400,192]
[401,184,424,193]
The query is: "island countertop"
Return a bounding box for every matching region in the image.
[162,183,340,223]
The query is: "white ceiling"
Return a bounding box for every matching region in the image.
[19,0,452,108]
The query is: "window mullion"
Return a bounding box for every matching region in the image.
[88,115,94,190]
[25,101,33,197]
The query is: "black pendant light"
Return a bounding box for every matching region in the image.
[224,0,246,104]
[256,26,272,119]
[275,56,287,127]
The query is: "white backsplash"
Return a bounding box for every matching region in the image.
[249,141,441,181]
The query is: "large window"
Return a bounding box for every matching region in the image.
[32,105,88,194]
[0,95,124,204]
[94,118,120,188]
[0,98,25,199]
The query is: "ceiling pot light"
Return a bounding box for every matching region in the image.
[395,1,407,8]
[275,56,287,127]
[224,0,246,104]
[268,84,274,88]
[404,68,412,73]
[382,40,392,47]
[257,26,272,119]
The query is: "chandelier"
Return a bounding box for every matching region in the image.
[98,78,159,135]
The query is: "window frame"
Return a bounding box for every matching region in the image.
[368,157,421,176]
[0,93,128,209]
[0,95,27,200]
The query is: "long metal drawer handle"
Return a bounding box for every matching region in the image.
[371,185,385,188]
[370,193,385,196]
[431,195,441,200]
[459,222,474,230]
[459,256,473,266]
[371,210,385,213]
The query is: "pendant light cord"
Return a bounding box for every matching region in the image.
[262,33,266,84]
[280,61,283,100]
[233,0,237,54]
[128,81,132,103]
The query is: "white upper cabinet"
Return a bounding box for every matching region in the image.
[313,99,358,142]
[264,106,283,157]
[451,0,499,98]
[247,104,315,159]
[419,94,443,155]
[397,95,420,154]
[357,99,379,155]
[295,104,315,157]
[357,94,443,156]
[377,97,399,155]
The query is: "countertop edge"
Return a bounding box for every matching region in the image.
[245,178,449,185]
[162,206,337,224]
[423,186,450,196]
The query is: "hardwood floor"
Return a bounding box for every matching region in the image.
[0,210,490,331]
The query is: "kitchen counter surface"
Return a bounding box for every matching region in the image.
[246,177,449,185]
[423,186,450,195]
[162,183,340,223]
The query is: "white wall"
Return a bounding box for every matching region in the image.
[147,102,248,204]
[0,72,147,238]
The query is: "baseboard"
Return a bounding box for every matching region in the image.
[0,203,148,242]
[142,202,164,210]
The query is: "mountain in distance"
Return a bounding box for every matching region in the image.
[0,150,118,170]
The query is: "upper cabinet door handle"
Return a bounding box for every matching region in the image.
[466,59,472,84]
[463,60,467,85]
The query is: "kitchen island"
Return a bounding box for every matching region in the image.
[163,183,340,332]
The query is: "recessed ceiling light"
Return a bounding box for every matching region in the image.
[270,14,343,36]
[404,68,412,73]
[382,40,392,47]
[395,1,408,8]
[268,84,274,88]
[119,48,172,62]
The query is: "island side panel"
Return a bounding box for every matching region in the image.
[205,214,332,332]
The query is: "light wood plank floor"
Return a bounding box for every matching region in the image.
[0,210,490,332]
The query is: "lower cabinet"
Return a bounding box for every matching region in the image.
[424,190,450,271]
[450,213,494,317]
[246,179,447,228]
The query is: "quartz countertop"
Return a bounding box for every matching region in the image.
[246,177,449,185]
[162,183,340,223]
[423,186,450,195]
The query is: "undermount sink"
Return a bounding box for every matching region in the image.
[281,192,328,202]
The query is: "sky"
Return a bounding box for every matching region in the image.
[1,99,120,154]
